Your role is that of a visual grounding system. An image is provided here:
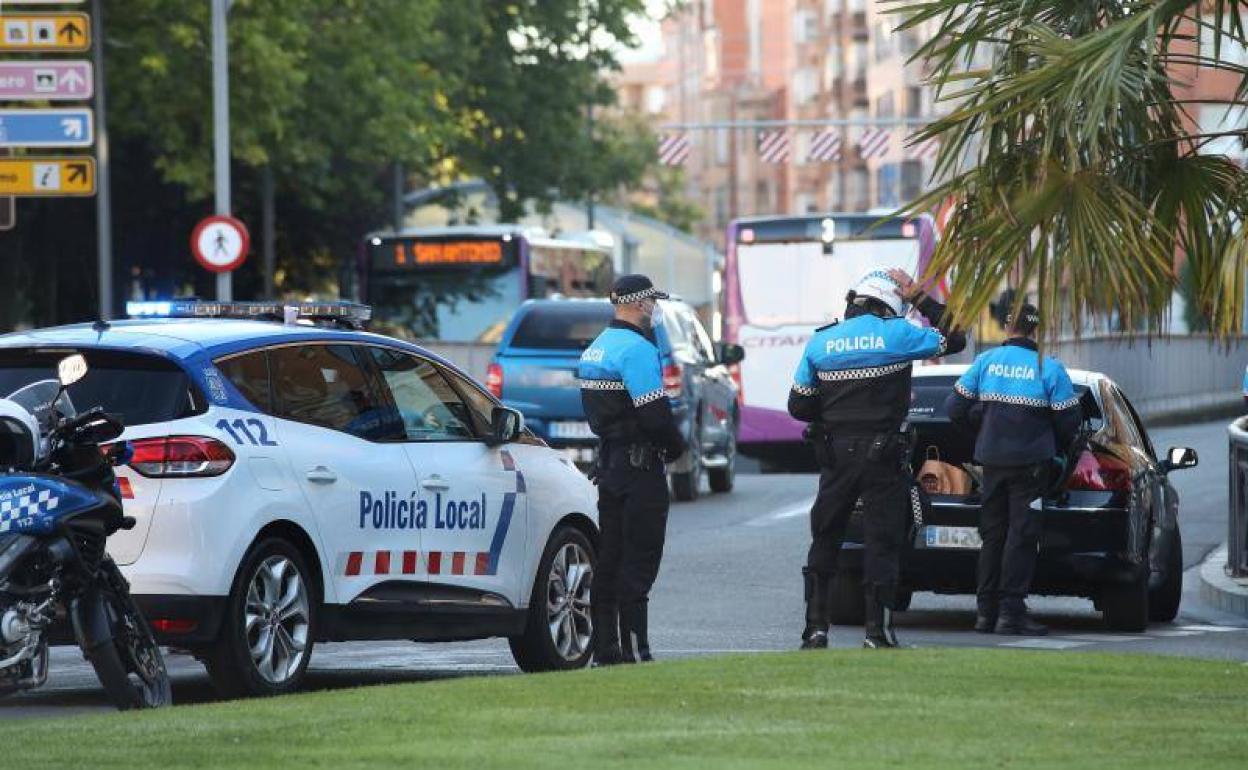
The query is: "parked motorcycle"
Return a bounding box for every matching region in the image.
[0,354,171,709]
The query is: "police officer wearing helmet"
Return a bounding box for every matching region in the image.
[945,303,1081,635]
[790,268,966,649]
[578,274,686,665]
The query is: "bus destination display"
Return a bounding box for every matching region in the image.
[378,238,508,269]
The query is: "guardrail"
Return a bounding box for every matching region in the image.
[1228,418,1248,578]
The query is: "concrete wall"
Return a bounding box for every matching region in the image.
[426,333,1248,423]
[1039,335,1248,421]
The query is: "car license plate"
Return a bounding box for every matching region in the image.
[549,421,594,440]
[924,525,983,550]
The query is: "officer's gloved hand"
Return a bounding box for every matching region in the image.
[663,439,687,464]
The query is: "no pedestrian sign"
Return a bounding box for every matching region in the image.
[192,216,250,273]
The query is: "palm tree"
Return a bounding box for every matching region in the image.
[890,0,1248,337]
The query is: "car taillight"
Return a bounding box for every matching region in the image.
[663,363,683,398]
[486,363,504,399]
[128,436,235,478]
[1066,450,1131,492]
[729,364,743,405]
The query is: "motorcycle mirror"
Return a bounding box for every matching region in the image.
[57,354,88,387]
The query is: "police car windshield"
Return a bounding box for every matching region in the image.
[510,303,613,350]
[0,349,201,427]
[909,375,1099,422]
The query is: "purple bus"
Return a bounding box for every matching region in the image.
[722,213,940,469]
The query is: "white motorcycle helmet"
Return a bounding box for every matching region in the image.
[850,270,907,317]
[0,398,39,470]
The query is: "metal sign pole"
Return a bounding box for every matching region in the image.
[91,0,113,318]
[212,0,232,301]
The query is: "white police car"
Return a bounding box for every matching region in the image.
[0,302,599,697]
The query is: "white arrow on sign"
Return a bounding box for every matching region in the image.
[60,118,83,139]
[59,69,85,92]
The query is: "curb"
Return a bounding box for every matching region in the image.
[1198,545,1248,618]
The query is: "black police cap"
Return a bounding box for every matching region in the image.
[610,274,670,305]
[1007,303,1041,331]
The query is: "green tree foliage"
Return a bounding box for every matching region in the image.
[890,0,1248,337]
[0,0,648,326]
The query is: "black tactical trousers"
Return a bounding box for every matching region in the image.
[594,459,670,645]
[806,436,909,608]
[977,463,1048,616]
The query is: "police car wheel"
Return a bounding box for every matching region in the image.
[509,526,595,672]
[1148,530,1182,623]
[204,538,316,698]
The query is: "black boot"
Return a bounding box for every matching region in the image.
[974,594,998,634]
[996,601,1048,636]
[863,585,901,649]
[592,602,626,666]
[620,602,652,663]
[800,568,832,650]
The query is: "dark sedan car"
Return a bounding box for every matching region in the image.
[830,365,1197,632]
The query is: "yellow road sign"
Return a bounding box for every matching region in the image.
[0,14,91,52]
[0,157,95,196]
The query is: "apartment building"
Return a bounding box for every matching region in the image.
[617,0,941,246]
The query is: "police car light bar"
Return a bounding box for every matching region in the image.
[125,300,373,328]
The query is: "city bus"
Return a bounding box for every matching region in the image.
[722,213,941,468]
[362,225,614,343]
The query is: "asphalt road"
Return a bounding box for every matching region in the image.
[3,418,1244,719]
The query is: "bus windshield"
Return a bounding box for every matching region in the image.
[365,230,612,343]
[736,234,920,328]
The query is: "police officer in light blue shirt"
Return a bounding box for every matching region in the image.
[789,268,966,650]
[578,274,686,665]
[946,303,1081,636]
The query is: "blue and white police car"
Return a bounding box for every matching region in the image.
[0,302,599,697]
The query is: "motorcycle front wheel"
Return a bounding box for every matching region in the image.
[79,574,172,710]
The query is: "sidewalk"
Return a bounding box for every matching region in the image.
[1198,545,1248,618]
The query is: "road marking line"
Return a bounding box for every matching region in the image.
[745,498,815,527]
[998,639,1090,650]
[1179,624,1248,633]
[1059,634,1145,643]
[1148,630,1203,638]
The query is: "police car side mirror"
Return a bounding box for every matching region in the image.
[716,342,745,366]
[1163,446,1198,472]
[487,406,525,446]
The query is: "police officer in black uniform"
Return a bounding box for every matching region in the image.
[578,274,686,665]
[789,268,965,649]
[945,303,1082,635]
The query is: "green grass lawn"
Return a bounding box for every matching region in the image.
[4,649,1246,769]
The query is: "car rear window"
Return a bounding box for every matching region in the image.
[909,375,1099,421]
[0,348,203,427]
[509,304,612,350]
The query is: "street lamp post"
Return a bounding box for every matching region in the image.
[212,0,232,300]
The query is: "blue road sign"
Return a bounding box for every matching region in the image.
[0,108,93,148]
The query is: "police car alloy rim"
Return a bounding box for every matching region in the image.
[547,542,593,660]
[245,555,310,684]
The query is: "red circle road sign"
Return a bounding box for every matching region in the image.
[191,215,250,273]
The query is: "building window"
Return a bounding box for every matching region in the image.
[714,186,729,227]
[876,91,895,119]
[906,86,925,118]
[645,85,666,115]
[1198,105,1248,162]
[794,67,820,104]
[715,128,730,165]
[901,160,925,201]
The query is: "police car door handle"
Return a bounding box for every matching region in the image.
[305,466,338,484]
[421,475,450,492]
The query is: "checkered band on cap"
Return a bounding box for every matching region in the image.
[611,286,664,305]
